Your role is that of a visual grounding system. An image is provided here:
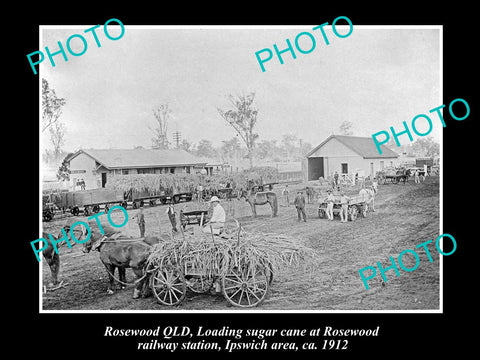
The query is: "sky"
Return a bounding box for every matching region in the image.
[39,24,441,154]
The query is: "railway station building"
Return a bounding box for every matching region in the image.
[67,148,209,190]
[303,135,399,182]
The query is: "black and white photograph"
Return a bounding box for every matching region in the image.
[39,24,442,312]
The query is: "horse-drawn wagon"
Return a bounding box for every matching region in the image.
[317,192,370,221]
[145,225,313,308]
[376,167,409,185]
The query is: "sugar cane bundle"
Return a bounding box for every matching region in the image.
[145,232,317,278]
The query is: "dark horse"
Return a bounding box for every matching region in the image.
[239,188,278,218]
[82,223,164,298]
[42,225,85,287]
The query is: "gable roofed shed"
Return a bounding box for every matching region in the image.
[69,148,207,169]
[305,135,398,159]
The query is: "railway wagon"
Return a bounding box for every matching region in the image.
[63,188,126,216]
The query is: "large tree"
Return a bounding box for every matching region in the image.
[49,120,66,160]
[42,78,66,133]
[151,104,171,149]
[217,92,259,168]
[407,137,440,157]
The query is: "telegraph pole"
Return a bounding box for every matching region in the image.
[173,131,181,148]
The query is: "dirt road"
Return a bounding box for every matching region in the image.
[41,176,440,311]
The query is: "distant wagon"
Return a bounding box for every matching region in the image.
[63,188,127,216]
[43,188,126,220]
[317,192,370,221]
[376,167,409,184]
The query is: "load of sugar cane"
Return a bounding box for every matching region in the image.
[105,167,279,195]
[145,231,317,278]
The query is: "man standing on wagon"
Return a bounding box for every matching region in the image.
[202,196,226,234]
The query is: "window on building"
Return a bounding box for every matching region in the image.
[169,168,175,174]
[122,169,129,175]
[341,163,348,174]
[186,166,191,174]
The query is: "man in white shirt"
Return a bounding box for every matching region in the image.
[202,196,226,234]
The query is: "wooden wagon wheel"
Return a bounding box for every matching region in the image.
[186,275,215,294]
[92,205,100,213]
[348,205,358,221]
[71,207,80,216]
[151,266,186,306]
[318,208,326,218]
[222,264,269,308]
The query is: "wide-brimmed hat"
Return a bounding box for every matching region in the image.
[210,196,220,202]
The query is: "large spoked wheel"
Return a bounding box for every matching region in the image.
[151,266,186,306]
[348,205,358,221]
[186,275,214,294]
[222,264,269,308]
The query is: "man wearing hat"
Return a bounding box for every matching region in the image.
[202,196,226,234]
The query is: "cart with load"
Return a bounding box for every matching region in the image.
[317,192,370,221]
[145,224,314,308]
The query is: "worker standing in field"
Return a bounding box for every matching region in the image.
[325,189,335,221]
[339,191,350,223]
[294,191,307,222]
[282,184,290,207]
[414,169,420,183]
[166,203,178,233]
[372,178,378,194]
[131,206,145,237]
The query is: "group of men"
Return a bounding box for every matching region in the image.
[283,181,377,223]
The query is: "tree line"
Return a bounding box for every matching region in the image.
[42,80,440,180]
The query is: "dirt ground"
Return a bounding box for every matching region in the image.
[41,176,440,311]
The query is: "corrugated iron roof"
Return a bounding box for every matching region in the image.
[69,148,208,169]
[306,135,399,158]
